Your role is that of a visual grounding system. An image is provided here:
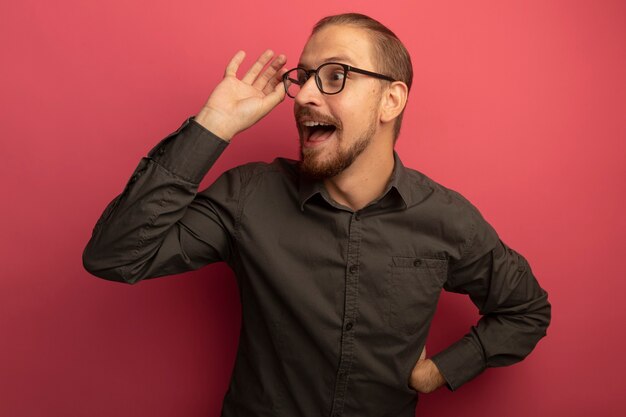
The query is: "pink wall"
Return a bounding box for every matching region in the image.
[1,0,624,416]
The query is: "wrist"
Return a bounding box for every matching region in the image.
[427,359,447,388]
[194,107,234,142]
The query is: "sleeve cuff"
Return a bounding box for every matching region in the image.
[147,115,230,183]
[430,332,487,391]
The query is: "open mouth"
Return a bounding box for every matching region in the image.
[301,120,338,143]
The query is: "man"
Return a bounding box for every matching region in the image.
[83,13,551,417]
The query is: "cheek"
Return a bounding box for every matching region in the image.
[332,104,356,130]
[338,93,376,123]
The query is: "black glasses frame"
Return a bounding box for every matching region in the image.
[282,62,396,98]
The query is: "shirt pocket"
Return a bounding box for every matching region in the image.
[383,256,448,336]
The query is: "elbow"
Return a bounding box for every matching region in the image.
[536,289,552,335]
[82,244,138,285]
[523,289,552,339]
[521,291,552,352]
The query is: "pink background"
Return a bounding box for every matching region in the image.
[1,0,625,416]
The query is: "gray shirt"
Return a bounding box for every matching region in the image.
[83,115,551,417]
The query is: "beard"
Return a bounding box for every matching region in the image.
[298,115,377,181]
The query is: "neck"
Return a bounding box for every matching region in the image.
[323,139,395,211]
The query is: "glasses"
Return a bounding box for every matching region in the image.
[282,62,396,98]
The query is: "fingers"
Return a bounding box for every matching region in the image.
[263,66,288,96]
[225,49,288,93]
[254,53,286,90]
[241,49,275,84]
[261,76,287,110]
[224,50,246,78]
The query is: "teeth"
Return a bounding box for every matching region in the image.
[302,121,333,127]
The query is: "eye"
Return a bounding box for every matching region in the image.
[319,64,346,86]
[329,70,345,81]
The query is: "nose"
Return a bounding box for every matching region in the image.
[294,75,323,106]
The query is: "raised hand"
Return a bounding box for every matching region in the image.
[194,49,288,141]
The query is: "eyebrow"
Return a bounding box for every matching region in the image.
[297,55,356,68]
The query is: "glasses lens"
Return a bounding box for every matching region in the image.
[318,64,346,94]
[284,68,307,98]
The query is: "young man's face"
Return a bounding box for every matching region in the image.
[294,24,385,180]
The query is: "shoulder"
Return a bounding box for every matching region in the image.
[404,165,484,218]
[212,156,299,199]
[227,156,298,183]
[402,165,499,255]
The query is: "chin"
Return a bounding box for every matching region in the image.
[299,155,346,181]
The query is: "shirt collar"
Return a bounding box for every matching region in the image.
[298,150,418,212]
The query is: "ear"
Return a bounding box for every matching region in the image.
[379,81,408,124]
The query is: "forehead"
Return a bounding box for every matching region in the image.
[298,24,375,68]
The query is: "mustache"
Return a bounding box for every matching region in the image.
[294,106,341,129]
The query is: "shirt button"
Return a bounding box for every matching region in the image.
[413,259,422,267]
[354,213,360,221]
[345,322,353,331]
[349,264,358,274]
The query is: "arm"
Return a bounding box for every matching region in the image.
[82,49,288,284]
[432,207,551,390]
[428,204,552,391]
[82,117,234,283]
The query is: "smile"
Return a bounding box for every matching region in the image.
[299,119,338,146]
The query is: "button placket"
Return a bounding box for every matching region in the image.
[330,212,362,417]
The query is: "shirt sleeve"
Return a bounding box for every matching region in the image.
[429,203,552,391]
[82,115,241,284]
